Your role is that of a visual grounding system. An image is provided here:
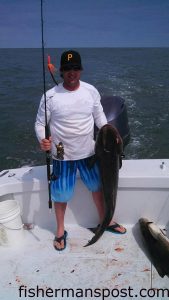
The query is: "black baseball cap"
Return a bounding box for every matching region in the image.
[60,50,83,71]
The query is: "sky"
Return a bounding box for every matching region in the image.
[1,0,169,48]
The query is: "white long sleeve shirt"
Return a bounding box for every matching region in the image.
[35,80,107,160]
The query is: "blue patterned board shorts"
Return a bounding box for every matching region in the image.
[51,156,101,202]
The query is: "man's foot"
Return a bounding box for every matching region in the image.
[106,222,126,234]
[88,222,126,234]
[53,230,68,251]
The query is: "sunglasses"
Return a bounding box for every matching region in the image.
[62,66,81,72]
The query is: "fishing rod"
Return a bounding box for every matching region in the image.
[40,0,52,210]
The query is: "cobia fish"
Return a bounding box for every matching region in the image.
[139,218,169,278]
[84,124,123,247]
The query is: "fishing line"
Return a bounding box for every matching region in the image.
[49,70,58,85]
[40,0,52,210]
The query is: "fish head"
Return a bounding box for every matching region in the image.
[95,124,123,156]
[139,218,155,240]
[139,218,150,231]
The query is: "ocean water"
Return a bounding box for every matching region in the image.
[0,48,169,171]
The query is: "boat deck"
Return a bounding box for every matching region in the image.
[0,224,169,300]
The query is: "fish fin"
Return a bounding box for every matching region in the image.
[84,236,97,247]
[119,156,122,169]
[118,153,125,169]
[84,225,104,247]
[84,214,113,247]
[84,240,93,247]
[84,233,103,247]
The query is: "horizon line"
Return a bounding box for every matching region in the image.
[0,46,169,49]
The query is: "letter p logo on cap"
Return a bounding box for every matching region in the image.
[60,50,83,70]
[67,53,73,61]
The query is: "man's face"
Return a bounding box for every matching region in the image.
[62,67,81,90]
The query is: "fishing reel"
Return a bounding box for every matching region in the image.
[56,142,64,160]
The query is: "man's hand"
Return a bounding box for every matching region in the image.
[40,137,52,151]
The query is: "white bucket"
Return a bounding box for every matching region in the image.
[0,200,24,247]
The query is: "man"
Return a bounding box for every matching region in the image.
[35,50,126,251]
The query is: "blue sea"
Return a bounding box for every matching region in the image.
[0,48,169,171]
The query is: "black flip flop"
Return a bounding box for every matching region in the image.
[106,223,126,234]
[53,230,68,251]
[88,223,126,235]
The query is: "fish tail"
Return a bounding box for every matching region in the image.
[84,214,112,247]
